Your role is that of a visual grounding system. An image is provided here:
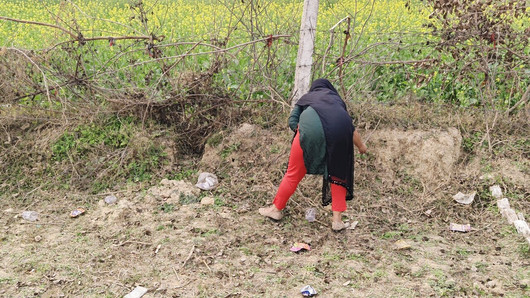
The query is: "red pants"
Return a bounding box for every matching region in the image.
[273,131,347,212]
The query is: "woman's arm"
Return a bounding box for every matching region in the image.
[353,130,367,154]
[288,105,303,132]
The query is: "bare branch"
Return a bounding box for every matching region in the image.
[0,15,78,40]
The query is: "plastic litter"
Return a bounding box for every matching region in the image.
[70,207,86,218]
[21,211,38,222]
[124,286,148,298]
[453,191,475,205]
[300,285,317,297]
[195,172,218,190]
[104,195,117,204]
[449,223,471,232]
[305,208,317,222]
[347,220,359,230]
[501,208,518,224]
[497,198,510,210]
[490,185,502,199]
[290,242,311,253]
[514,220,530,237]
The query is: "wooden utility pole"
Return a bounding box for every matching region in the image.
[292,0,319,106]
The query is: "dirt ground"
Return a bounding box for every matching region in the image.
[1,120,529,297]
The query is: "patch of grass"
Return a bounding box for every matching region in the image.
[239,246,252,256]
[213,197,226,208]
[179,193,200,205]
[456,248,471,257]
[169,169,197,181]
[474,262,488,272]
[201,229,220,237]
[52,116,135,161]
[411,265,430,278]
[519,243,529,258]
[322,252,341,262]
[0,277,14,284]
[206,133,223,147]
[127,145,166,182]
[499,225,517,237]
[381,230,400,239]
[462,131,483,153]
[429,269,456,296]
[269,144,280,154]
[220,142,240,159]
[159,203,175,213]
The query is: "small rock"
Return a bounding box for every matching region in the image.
[479,173,494,180]
[21,211,39,222]
[394,239,412,250]
[34,235,42,242]
[486,280,498,288]
[200,196,215,205]
[104,195,117,204]
[519,279,529,289]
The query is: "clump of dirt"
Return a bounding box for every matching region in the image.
[200,122,292,196]
[368,128,462,187]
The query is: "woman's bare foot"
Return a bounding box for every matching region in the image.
[258,204,283,220]
[331,220,350,231]
[331,211,349,231]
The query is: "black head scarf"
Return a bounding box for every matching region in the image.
[296,79,355,205]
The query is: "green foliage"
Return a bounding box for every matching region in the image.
[158,203,175,213]
[381,231,400,239]
[169,169,197,181]
[206,133,223,148]
[52,116,135,161]
[519,243,529,258]
[220,143,240,159]
[179,193,200,205]
[127,145,165,182]
[462,131,483,153]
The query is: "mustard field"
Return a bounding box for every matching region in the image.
[0,0,428,49]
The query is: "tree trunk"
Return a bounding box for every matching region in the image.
[292,0,319,106]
